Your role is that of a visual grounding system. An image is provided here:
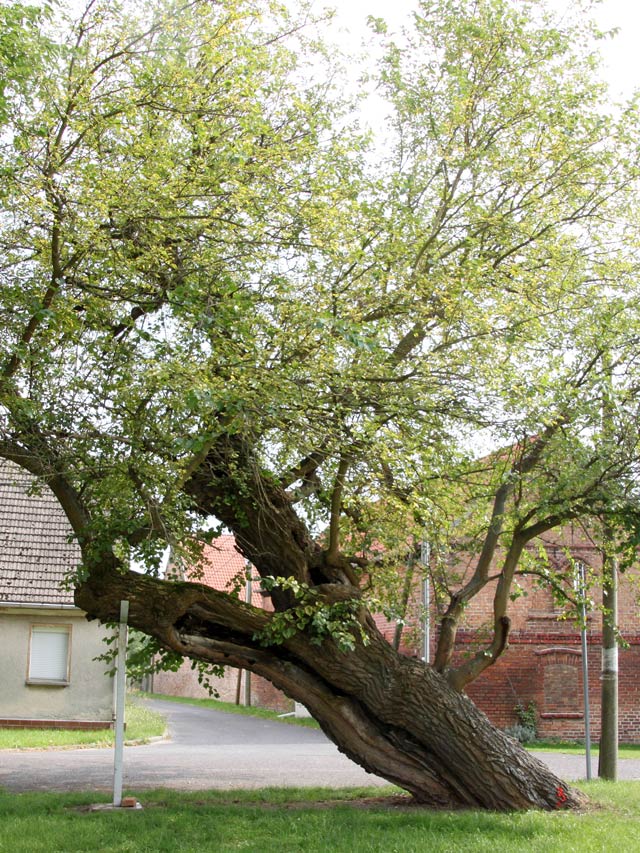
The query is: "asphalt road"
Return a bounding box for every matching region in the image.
[0,699,389,793]
[0,698,638,794]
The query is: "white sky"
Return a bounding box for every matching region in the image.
[588,0,640,93]
[326,0,640,99]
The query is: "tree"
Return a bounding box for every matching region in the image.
[0,1,56,125]
[2,0,640,810]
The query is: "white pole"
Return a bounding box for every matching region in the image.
[244,575,252,706]
[113,600,129,807]
[420,542,431,664]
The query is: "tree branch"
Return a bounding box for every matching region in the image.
[279,447,330,489]
[326,454,351,566]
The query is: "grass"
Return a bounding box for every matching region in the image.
[141,690,321,729]
[0,698,165,750]
[528,741,640,760]
[0,782,638,852]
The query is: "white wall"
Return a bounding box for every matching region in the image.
[0,608,114,722]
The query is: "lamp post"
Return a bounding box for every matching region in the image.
[575,563,592,781]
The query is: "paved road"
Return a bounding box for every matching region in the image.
[0,699,388,793]
[0,699,638,793]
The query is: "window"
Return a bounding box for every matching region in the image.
[27,624,71,685]
[544,662,579,713]
[535,647,583,719]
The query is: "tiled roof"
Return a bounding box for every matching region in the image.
[0,460,79,605]
[174,534,264,607]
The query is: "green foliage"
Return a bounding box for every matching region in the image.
[96,629,225,696]
[255,577,368,652]
[96,627,182,678]
[505,724,537,745]
[0,1,57,125]
[124,631,185,681]
[515,701,538,739]
[1,0,640,679]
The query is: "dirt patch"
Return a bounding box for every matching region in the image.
[71,793,598,814]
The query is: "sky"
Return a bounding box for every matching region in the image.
[327,0,640,99]
[574,0,640,97]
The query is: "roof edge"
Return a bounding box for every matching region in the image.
[0,602,81,612]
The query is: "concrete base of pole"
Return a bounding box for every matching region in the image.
[84,799,143,812]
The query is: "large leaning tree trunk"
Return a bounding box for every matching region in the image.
[73,440,586,812]
[77,569,584,811]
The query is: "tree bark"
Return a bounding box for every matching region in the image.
[75,564,586,811]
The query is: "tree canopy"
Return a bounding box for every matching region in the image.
[2,0,640,810]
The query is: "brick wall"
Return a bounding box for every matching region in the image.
[397,527,640,742]
[459,633,640,743]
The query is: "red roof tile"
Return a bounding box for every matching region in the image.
[185,535,264,607]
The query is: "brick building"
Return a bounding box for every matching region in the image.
[419,527,640,743]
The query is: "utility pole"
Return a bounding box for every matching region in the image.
[599,353,618,780]
[599,537,618,780]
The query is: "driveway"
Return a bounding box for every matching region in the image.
[0,698,638,793]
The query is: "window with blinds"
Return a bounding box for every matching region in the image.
[27,624,71,684]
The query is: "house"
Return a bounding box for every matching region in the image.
[452,527,640,743]
[0,459,115,729]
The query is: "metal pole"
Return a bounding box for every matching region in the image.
[244,574,252,706]
[577,563,592,780]
[420,542,431,664]
[113,600,129,807]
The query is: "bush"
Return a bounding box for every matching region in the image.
[504,723,537,744]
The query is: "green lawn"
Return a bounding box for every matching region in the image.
[0,699,165,750]
[0,782,638,853]
[528,741,640,760]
